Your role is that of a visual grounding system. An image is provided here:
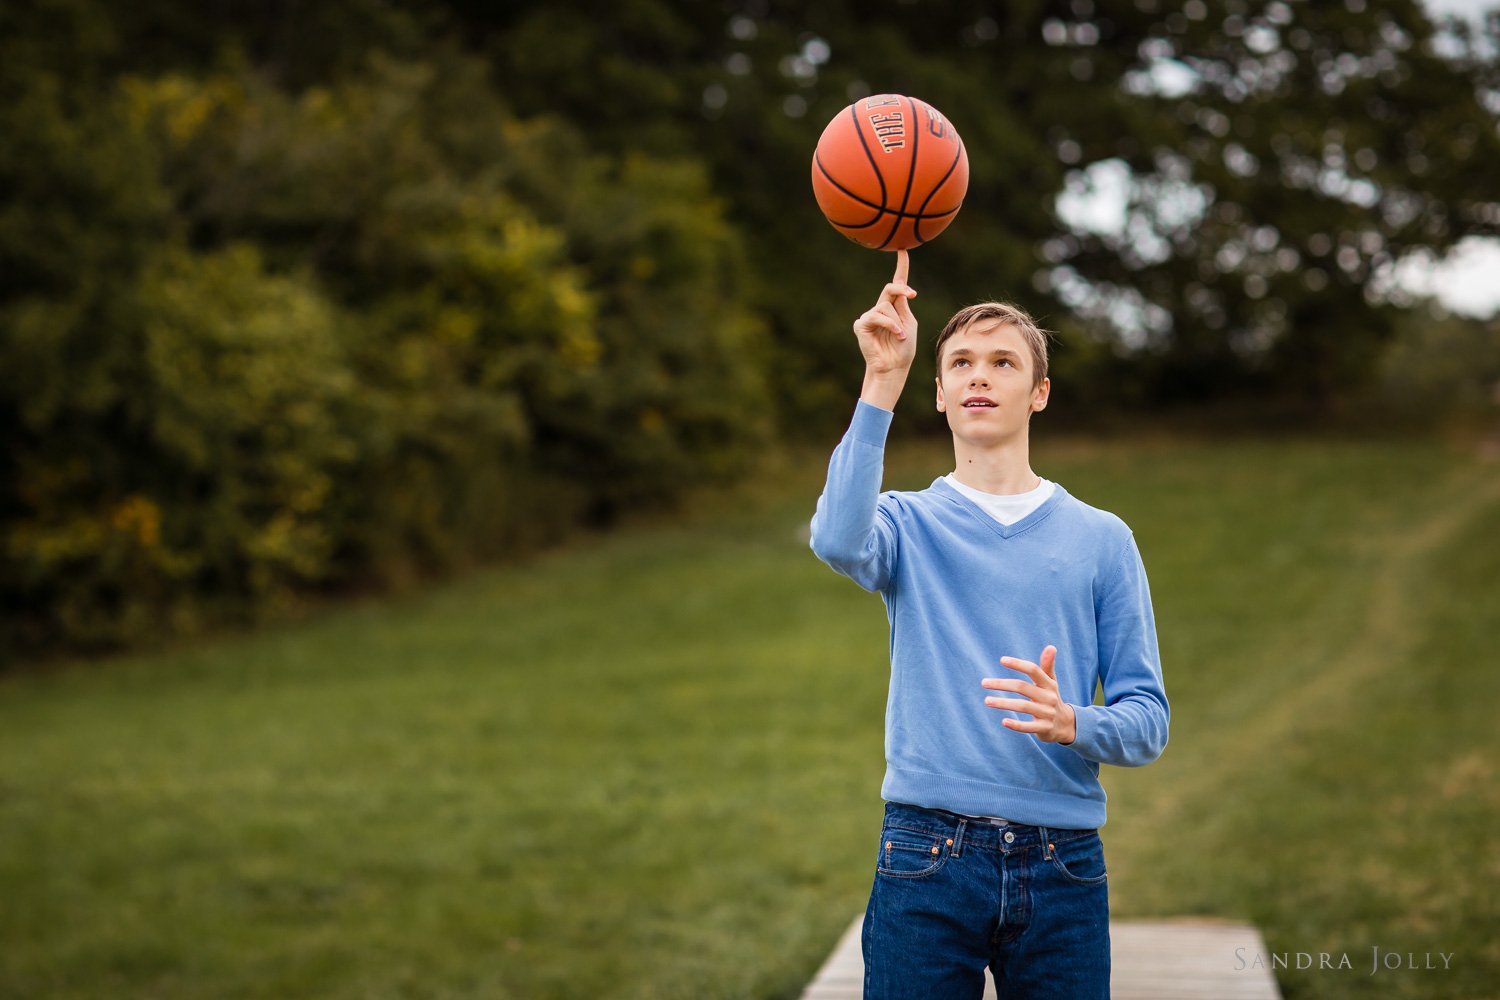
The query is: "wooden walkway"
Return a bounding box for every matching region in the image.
[801,916,1282,999]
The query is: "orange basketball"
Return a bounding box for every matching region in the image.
[811,94,969,251]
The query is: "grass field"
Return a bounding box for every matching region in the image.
[2,431,1498,999]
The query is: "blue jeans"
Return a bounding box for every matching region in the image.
[861,802,1110,1000]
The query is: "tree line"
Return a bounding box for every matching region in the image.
[3,0,1496,655]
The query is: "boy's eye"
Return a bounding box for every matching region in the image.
[953,358,969,367]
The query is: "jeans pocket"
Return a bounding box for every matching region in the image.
[876,826,949,879]
[1048,831,1107,885]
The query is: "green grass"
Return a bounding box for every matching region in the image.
[2,434,1497,999]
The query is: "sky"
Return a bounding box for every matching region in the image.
[1413,0,1497,316]
[1424,0,1497,19]
[1392,238,1500,317]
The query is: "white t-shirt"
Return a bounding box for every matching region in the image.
[943,474,1056,527]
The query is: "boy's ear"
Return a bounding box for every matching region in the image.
[1031,377,1051,412]
[935,375,946,412]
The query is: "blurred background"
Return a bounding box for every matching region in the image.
[1,2,1497,998]
[3,0,1497,654]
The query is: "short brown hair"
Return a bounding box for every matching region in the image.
[934,302,1050,388]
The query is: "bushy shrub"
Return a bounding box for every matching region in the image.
[3,51,769,656]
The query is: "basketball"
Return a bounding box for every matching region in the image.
[811,94,969,251]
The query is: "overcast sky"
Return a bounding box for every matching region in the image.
[1414,0,1498,316]
[1423,0,1496,19]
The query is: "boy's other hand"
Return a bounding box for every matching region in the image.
[981,645,1078,746]
[854,250,918,409]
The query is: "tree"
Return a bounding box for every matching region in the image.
[477,0,1499,422]
[1047,0,1500,409]
[2,2,769,653]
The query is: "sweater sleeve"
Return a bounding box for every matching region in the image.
[808,401,899,593]
[1068,534,1170,767]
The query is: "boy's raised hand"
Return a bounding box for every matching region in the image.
[854,250,918,410]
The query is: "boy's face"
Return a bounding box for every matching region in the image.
[934,319,1050,446]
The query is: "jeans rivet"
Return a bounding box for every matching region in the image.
[946,838,954,847]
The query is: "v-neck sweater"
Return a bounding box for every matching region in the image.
[810,401,1169,829]
[944,474,1055,526]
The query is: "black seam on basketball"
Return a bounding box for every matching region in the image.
[913,143,964,243]
[850,103,887,216]
[827,205,960,228]
[826,206,960,224]
[814,154,884,226]
[815,156,961,221]
[896,96,921,219]
[878,97,922,250]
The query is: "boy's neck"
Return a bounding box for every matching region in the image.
[950,434,1040,496]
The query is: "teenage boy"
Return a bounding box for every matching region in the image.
[810,250,1169,1000]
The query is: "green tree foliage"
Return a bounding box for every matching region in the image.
[1044,0,1500,408]
[2,0,177,650]
[3,0,1494,655]
[2,4,766,654]
[128,246,356,617]
[480,0,1498,421]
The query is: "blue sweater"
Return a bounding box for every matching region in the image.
[810,402,1169,829]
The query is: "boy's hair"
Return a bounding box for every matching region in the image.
[934,302,1050,388]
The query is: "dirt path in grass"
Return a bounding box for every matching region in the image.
[1121,456,1500,834]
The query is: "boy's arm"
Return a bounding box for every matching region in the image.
[808,251,919,592]
[1069,535,1171,767]
[985,537,1168,765]
[809,402,897,591]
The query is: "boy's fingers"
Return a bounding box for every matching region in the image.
[881,282,916,303]
[980,677,1037,697]
[893,291,916,323]
[857,313,906,341]
[1001,651,1059,685]
[999,655,1039,678]
[892,248,909,287]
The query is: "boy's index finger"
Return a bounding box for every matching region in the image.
[892,248,909,288]
[999,655,1039,678]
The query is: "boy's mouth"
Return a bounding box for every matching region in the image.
[962,396,996,408]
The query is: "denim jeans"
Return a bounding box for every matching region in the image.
[861,802,1110,1000]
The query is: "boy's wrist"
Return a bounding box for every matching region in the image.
[861,368,910,411]
[1059,704,1077,746]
